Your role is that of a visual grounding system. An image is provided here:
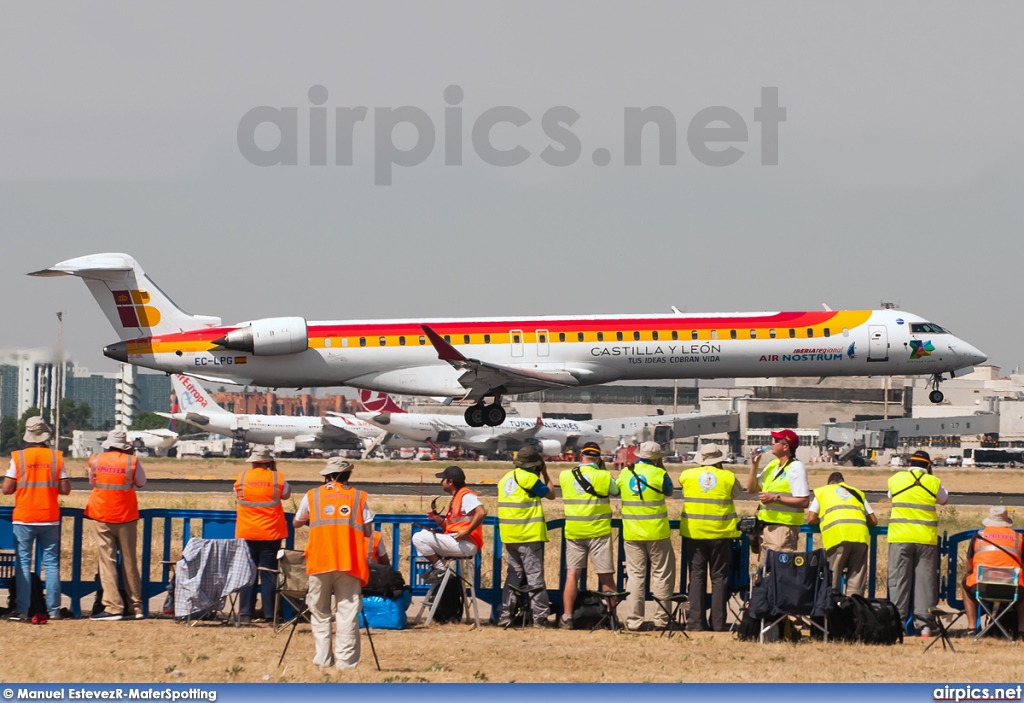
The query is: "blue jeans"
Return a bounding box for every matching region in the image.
[240,539,280,619]
[13,523,62,616]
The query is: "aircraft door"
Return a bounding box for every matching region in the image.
[536,329,549,357]
[868,325,888,362]
[510,329,524,357]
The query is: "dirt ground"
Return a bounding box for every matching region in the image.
[0,617,1017,683]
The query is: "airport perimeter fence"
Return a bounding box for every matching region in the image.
[0,506,999,619]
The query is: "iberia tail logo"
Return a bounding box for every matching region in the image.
[112,290,161,328]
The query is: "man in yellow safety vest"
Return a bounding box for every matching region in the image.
[806,471,877,597]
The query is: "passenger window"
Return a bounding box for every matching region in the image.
[399,336,406,346]
[464,334,470,345]
[616,332,623,341]
[711,330,719,340]
[379,337,386,346]
[749,330,756,339]
[419,336,425,345]
[842,328,849,337]
[769,329,776,339]
[788,329,795,338]
[324,338,331,348]
[671,331,678,341]
[513,334,520,344]
[807,329,814,338]
[342,338,349,347]
[633,331,640,341]
[484,334,491,344]
[691,330,698,340]
[539,334,546,343]
[730,330,737,339]
[359,337,366,347]
[823,328,831,338]
[559,332,565,342]
[444,335,451,343]
[597,332,604,342]
[578,332,584,342]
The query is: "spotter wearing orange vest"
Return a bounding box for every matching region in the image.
[304,482,370,584]
[12,447,63,523]
[85,451,140,524]
[234,467,288,541]
[444,486,484,550]
[966,526,1024,588]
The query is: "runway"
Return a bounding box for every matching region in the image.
[125,478,1024,506]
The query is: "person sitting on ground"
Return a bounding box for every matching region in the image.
[961,506,1024,640]
[412,465,486,581]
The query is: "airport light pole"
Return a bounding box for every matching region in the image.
[55,311,63,450]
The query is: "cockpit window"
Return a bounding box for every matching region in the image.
[910,323,949,334]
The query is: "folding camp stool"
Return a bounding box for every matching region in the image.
[413,557,480,628]
[588,590,629,633]
[925,606,965,653]
[972,565,1021,643]
[651,594,691,639]
[505,583,545,630]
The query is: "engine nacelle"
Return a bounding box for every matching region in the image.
[213,317,308,356]
[537,439,563,457]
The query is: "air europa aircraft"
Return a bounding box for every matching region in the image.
[32,253,986,428]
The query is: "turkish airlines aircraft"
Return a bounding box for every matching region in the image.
[354,392,603,457]
[156,373,380,451]
[32,253,987,428]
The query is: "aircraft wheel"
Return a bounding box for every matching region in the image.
[485,404,506,427]
[929,389,944,404]
[465,404,486,427]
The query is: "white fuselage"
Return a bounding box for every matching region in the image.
[120,309,986,395]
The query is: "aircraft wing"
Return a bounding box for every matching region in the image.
[187,372,254,387]
[321,417,363,441]
[491,417,544,440]
[421,325,578,402]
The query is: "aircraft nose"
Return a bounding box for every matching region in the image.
[955,339,987,368]
[103,341,128,363]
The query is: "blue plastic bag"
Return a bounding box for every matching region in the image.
[362,590,412,630]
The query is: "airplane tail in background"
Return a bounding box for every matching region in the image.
[28,253,222,341]
[359,390,406,414]
[171,374,230,415]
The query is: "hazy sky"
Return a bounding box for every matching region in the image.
[2,3,1021,376]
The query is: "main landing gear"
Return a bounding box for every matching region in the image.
[465,398,507,427]
[929,374,945,404]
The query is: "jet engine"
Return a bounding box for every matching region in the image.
[213,317,308,356]
[537,439,563,457]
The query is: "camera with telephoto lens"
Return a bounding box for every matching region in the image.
[738,516,758,534]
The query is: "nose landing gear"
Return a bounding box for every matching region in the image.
[928,374,945,404]
[465,397,507,427]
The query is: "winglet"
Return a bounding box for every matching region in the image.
[421,325,467,363]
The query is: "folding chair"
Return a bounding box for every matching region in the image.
[750,549,832,643]
[172,538,255,626]
[972,565,1021,642]
[263,549,310,634]
[651,594,690,639]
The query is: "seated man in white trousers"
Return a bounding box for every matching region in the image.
[412,465,487,580]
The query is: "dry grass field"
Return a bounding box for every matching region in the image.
[1,460,1022,683]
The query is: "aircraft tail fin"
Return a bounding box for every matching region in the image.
[171,374,230,415]
[28,253,221,340]
[358,390,406,414]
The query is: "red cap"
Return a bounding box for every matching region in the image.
[771,429,799,450]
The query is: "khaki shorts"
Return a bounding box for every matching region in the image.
[565,535,614,573]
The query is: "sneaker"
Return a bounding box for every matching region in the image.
[422,562,448,585]
[559,616,574,630]
[90,610,123,621]
[132,613,146,620]
[238,615,252,624]
[5,612,28,623]
[496,617,512,628]
[919,627,933,638]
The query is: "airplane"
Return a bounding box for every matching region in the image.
[32,253,987,428]
[126,428,178,456]
[354,392,604,457]
[156,373,384,451]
